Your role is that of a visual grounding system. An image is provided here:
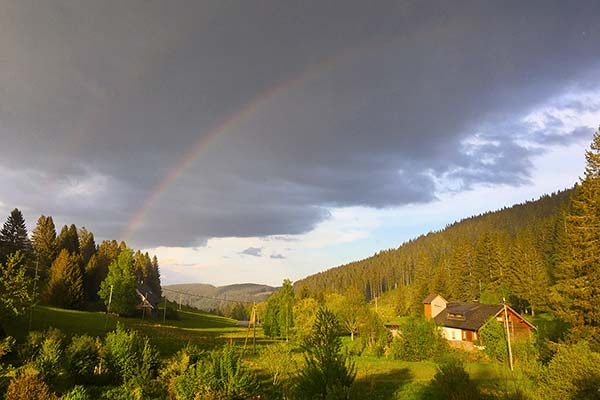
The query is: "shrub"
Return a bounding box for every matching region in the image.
[161,345,205,398]
[427,357,481,400]
[65,335,101,384]
[391,317,444,361]
[21,328,66,382]
[201,345,259,400]
[295,307,356,400]
[5,365,56,400]
[478,317,507,362]
[60,385,89,400]
[102,324,158,383]
[538,341,600,400]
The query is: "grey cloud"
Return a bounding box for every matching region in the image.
[240,247,262,257]
[1,1,600,247]
[270,254,286,260]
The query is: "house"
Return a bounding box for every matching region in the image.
[136,282,160,316]
[423,294,535,351]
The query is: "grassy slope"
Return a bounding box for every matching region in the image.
[4,306,264,357]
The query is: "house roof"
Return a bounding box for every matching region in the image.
[434,302,503,331]
[136,282,160,308]
[422,293,446,304]
[433,302,536,331]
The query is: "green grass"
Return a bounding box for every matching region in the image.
[4,306,267,357]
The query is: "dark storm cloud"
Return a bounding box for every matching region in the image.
[1,0,600,247]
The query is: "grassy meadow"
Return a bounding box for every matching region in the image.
[2,305,531,399]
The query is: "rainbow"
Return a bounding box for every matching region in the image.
[121,38,395,244]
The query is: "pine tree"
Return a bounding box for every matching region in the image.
[31,215,57,280]
[46,249,84,309]
[57,224,80,255]
[508,229,549,316]
[78,227,96,265]
[552,127,600,340]
[0,208,32,260]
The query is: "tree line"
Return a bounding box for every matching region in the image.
[295,126,600,348]
[0,211,162,332]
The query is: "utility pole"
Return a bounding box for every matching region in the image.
[28,259,39,330]
[252,302,257,355]
[503,298,514,371]
[105,284,113,329]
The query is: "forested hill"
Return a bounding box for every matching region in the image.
[163,282,278,311]
[295,188,574,312]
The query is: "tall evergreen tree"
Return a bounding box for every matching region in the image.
[0,208,32,260]
[508,229,549,316]
[46,249,84,309]
[552,127,600,341]
[57,224,80,255]
[31,215,57,279]
[78,227,96,265]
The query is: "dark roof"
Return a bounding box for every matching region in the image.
[434,302,503,331]
[422,294,445,304]
[136,282,160,308]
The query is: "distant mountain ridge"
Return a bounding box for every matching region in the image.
[162,282,279,310]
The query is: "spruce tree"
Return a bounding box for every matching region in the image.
[508,229,549,316]
[57,224,80,255]
[0,208,32,260]
[552,127,600,341]
[31,215,57,279]
[46,249,84,309]
[78,227,96,265]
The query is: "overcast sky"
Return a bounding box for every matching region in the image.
[2,1,600,285]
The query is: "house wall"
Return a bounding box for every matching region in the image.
[430,296,447,318]
[495,308,533,339]
[442,327,463,341]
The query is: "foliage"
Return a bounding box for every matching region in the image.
[65,335,101,384]
[391,317,444,361]
[46,249,84,309]
[102,324,159,384]
[31,215,58,280]
[262,279,294,338]
[478,317,507,362]
[258,342,298,396]
[0,251,33,328]
[60,386,89,400]
[539,341,600,400]
[325,287,366,341]
[5,365,56,400]
[552,127,600,343]
[293,297,319,341]
[427,357,481,400]
[57,224,80,255]
[22,328,66,382]
[99,249,139,316]
[295,307,356,400]
[0,208,32,261]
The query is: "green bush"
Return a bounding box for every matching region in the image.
[391,317,444,361]
[538,341,600,400]
[5,365,56,400]
[65,335,101,384]
[201,345,259,400]
[102,324,159,383]
[427,357,480,400]
[21,328,66,382]
[478,317,507,362]
[295,307,356,400]
[60,385,89,400]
